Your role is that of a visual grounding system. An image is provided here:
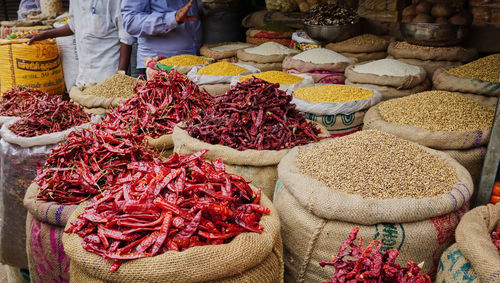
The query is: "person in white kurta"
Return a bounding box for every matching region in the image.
[27,0,134,86]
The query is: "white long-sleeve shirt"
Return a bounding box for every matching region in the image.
[68,0,134,86]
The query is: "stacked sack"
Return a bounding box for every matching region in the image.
[364,90,497,186]
[433,54,500,97]
[325,34,390,62]
[388,41,477,80]
[345,58,429,100]
[237,42,299,71]
[200,42,253,62]
[246,24,294,46]
[437,203,500,283]
[292,84,382,137]
[274,130,472,281]
[283,48,355,84]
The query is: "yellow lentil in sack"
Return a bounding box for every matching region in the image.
[447,54,500,83]
[159,55,209,66]
[240,71,303,85]
[197,62,249,76]
[294,85,373,103]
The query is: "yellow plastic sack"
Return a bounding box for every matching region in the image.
[0,38,65,95]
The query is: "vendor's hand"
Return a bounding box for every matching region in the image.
[175,0,197,23]
[26,33,46,45]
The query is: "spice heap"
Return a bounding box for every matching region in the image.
[291,48,350,64]
[294,85,373,103]
[297,130,458,199]
[447,54,500,83]
[65,150,269,272]
[304,1,359,25]
[353,59,421,77]
[0,87,48,117]
[379,91,494,132]
[36,125,156,204]
[104,71,213,138]
[240,71,304,85]
[320,226,432,283]
[197,62,249,76]
[186,78,323,150]
[492,226,500,255]
[9,94,90,137]
[159,55,209,66]
[82,73,137,99]
[243,42,297,56]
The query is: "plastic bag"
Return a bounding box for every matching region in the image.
[17,0,41,20]
[187,63,261,85]
[291,84,383,115]
[230,73,314,92]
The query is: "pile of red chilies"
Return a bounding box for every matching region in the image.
[0,87,48,117]
[185,77,322,150]
[320,227,431,283]
[8,93,90,137]
[65,150,269,272]
[104,70,213,139]
[492,227,500,255]
[36,124,158,205]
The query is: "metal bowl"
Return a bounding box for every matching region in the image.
[400,22,470,47]
[304,21,363,43]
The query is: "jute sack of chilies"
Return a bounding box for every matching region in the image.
[282,55,355,73]
[345,63,427,89]
[433,67,500,97]
[24,183,76,283]
[387,42,478,62]
[436,203,500,283]
[63,192,284,283]
[172,123,329,201]
[345,79,431,100]
[273,147,473,282]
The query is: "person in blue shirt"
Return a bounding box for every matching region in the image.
[121,0,203,73]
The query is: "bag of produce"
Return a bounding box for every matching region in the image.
[274,130,472,282]
[232,71,314,93]
[236,42,298,69]
[292,84,382,136]
[282,48,355,73]
[40,0,63,17]
[436,203,500,283]
[336,51,386,62]
[236,60,283,71]
[394,57,461,79]
[284,69,346,84]
[325,34,390,54]
[246,24,294,47]
[387,42,477,62]
[0,38,65,95]
[345,78,431,100]
[62,151,283,282]
[145,55,212,79]
[200,42,253,61]
[432,54,500,97]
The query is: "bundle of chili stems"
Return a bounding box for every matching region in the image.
[65,150,269,272]
[0,87,48,117]
[185,77,322,150]
[492,226,500,255]
[8,93,90,137]
[36,124,158,204]
[104,70,213,139]
[320,227,431,283]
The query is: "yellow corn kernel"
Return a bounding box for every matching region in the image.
[197,62,249,76]
[447,54,500,83]
[159,55,209,66]
[240,71,303,85]
[294,85,373,103]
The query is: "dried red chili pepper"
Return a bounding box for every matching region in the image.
[319,226,432,283]
[185,77,323,151]
[492,226,500,255]
[0,87,48,117]
[65,150,269,272]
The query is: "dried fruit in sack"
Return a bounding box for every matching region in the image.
[185,78,323,150]
[0,87,49,117]
[65,150,270,272]
[319,226,432,283]
[492,227,500,255]
[104,71,213,139]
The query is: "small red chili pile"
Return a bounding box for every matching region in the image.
[9,94,90,137]
[65,150,269,272]
[185,77,322,150]
[36,124,158,204]
[492,226,500,255]
[319,227,431,283]
[0,87,50,117]
[104,70,213,139]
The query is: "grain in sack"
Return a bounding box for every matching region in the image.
[284,69,346,84]
[233,71,314,92]
[436,203,500,283]
[325,34,389,62]
[387,41,477,62]
[200,42,253,60]
[273,130,473,282]
[237,42,298,71]
[145,55,211,79]
[345,78,431,100]
[282,48,353,73]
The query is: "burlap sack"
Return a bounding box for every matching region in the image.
[69,86,129,109]
[63,192,284,283]
[24,183,77,283]
[363,96,493,150]
[345,63,427,89]
[83,107,107,116]
[437,203,500,283]
[433,68,500,97]
[40,0,63,17]
[443,147,486,188]
[325,34,389,53]
[304,110,366,137]
[387,42,478,62]
[246,37,292,47]
[273,146,473,282]
[345,79,431,100]
[395,58,462,79]
[146,135,174,157]
[172,124,329,201]
[200,83,231,96]
[242,10,304,29]
[200,42,254,60]
[282,55,353,73]
[246,29,293,39]
[237,48,297,64]
[237,60,283,71]
[339,51,387,62]
[285,69,345,84]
